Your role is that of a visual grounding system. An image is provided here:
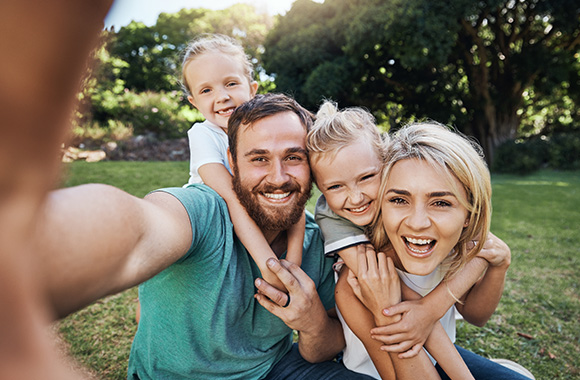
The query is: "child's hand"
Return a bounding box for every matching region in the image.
[473,232,511,269]
[370,296,438,358]
[346,244,401,324]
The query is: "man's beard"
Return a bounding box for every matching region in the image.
[232,170,312,232]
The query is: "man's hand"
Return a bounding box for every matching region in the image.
[254,258,345,362]
[254,258,327,333]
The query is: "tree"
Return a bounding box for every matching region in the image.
[263,0,580,163]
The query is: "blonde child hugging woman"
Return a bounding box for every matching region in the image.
[306,101,486,379]
[346,122,533,379]
[181,34,304,290]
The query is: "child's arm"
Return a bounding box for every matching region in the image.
[285,212,304,268]
[199,163,296,291]
[368,255,488,355]
[338,246,440,379]
[455,232,511,326]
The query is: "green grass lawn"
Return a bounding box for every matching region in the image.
[56,162,580,379]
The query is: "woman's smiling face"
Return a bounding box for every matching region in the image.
[381,158,469,275]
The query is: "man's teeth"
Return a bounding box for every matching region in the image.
[264,192,290,200]
[405,237,433,245]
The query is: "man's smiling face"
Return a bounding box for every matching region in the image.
[230,111,312,233]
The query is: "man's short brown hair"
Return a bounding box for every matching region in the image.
[227,93,314,161]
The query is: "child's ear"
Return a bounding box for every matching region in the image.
[187,95,197,108]
[250,81,258,97]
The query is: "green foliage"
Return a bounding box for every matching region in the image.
[492,131,580,174]
[263,0,580,160]
[74,5,273,145]
[56,164,580,379]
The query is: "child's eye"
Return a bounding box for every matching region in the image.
[361,173,376,181]
[200,88,211,94]
[326,184,341,191]
[226,81,239,87]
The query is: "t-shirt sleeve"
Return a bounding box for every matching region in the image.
[314,195,369,258]
[152,185,233,264]
[187,123,229,180]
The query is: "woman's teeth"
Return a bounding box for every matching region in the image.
[404,237,434,254]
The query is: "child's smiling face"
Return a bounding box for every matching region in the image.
[312,138,383,227]
[185,52,257,131]
[381,158,469,275]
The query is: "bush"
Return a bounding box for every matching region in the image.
[492,138,547,174]
[492,131,580,174]
[548,133,580,170]
[75,89,204,145]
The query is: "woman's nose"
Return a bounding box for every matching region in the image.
[405,205,431,230]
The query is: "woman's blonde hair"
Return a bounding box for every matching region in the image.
[370,121,492,281]
[180,34,254,97]
[306,100,387,166]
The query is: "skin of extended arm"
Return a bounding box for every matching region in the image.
[199,163,288,290]
[35,185,193,318]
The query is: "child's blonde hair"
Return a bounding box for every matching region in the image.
[180,34,254,97]
[370,121,492,281]
[306,100,387,165]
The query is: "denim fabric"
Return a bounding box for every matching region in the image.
[436,345,533,380]
[263,344,375,380]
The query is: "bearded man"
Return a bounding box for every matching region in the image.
[36,93,374,379]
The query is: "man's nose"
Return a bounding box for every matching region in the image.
[269,160,290,185]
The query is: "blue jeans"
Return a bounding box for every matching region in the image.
[263,343,375,380]
[435,345,533,380]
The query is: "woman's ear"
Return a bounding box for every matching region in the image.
[463,215,470,228]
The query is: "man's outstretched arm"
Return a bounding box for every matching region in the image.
[34,186,194,318]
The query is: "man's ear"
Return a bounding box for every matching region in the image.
[187,95,196,108]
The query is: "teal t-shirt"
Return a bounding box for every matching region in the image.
[127,185,335,380]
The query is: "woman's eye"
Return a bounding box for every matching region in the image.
[433,200,452,207]
[388,197,406,205]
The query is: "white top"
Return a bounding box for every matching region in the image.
[184,120,231,186]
